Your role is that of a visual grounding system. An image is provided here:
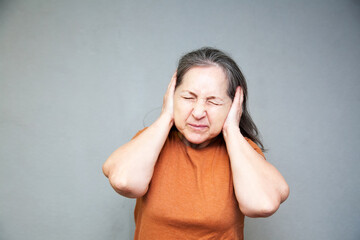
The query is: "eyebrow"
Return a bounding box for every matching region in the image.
[180,90,225,102]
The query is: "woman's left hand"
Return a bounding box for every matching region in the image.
[223,86,243,132]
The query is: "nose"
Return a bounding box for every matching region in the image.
[191,101,206,119]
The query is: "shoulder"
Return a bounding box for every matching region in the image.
[244,137,266,159]
[131,127,148,140]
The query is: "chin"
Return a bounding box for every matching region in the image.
[187,137,206,145]
[183,132,210,145]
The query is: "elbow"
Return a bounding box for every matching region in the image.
[102,156,150,198]
[102,156,115,178]
[245,184,290,218]
[108,173,148,198]
[280,183,290,203]
[259,200,280,217]
[102,162,110,178]
[241,198,281,218]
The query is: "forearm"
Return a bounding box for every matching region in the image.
[103,113,173,198]
[223,126,289,217]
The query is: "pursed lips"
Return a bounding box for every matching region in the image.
[187,123,208,131]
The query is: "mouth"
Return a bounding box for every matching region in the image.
[188,123,208,131]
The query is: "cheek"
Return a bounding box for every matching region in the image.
[208,107,231,125]
[173,101,192,124]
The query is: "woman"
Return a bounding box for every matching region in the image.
[103,47,289,239]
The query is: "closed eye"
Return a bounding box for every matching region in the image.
[183,97,195,100]
[208,100,221,106]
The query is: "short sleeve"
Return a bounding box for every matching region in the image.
[131,127,148,140]
[244,137,266,160]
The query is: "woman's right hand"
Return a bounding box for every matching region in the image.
[161,71,177,121]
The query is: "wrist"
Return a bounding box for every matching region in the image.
[222,124,240,139]
[158,112,174,127]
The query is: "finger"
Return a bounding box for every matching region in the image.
[237,87,245,118]
[167,73,177,97]
[233,86,241,105]
[167,71,177,90]
[172,70,177,79]
[238,87,244,106]
[232,87,243,117]
[170,71,177,88]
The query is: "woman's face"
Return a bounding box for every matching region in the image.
[173,65,232,147]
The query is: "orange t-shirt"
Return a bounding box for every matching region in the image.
[133,129,265,240]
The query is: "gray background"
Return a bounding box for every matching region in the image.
[1,0,359,239]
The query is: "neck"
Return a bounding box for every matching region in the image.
[176,131,217,149]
